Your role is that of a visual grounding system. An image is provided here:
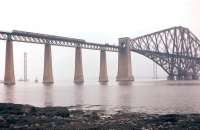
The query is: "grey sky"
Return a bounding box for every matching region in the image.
[0,0,199,81]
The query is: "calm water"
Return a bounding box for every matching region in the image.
[1,80,200,114]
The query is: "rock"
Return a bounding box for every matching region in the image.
[24,124,29,128]
[40,115,47,119]
[83,111,100,120]
[91,111,100,120]
[41,107,70,118]
[159,114,178,122]
[0,116,5,121]
[51,122,56,127]
[53,115,65,120]
[22,105,36,114]
[0,116,8,128]
[13,125,23,129]
[0,103,24,115]
[6,116,18,124]
[35,123,40,127]
[2,103,200,129]
[0,103,35,115]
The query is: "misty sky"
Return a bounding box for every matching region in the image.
[0,0,199,81]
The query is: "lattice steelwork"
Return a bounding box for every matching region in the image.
[130,26,200,79]
[0,30,118,52]
[1,27,200,80]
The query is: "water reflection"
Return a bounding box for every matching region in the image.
[98,84,109,111]
[74,82,84,86]
[43,84,53,107]
[73,84,84,109]
[117,85,134,112]
[118,81,132,86]
[1,80,200,114]
[99,82,108,85]
[4,85,15,103]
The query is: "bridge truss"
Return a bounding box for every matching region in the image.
[0,30,118,52]
[0,26,200,80]
[130,26,200,79]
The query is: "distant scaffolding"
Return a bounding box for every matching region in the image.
[24,52,27,81]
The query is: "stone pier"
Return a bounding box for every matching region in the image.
[4,39,15,85]
[74,47,84,83]
[99,50,108,82]
[116,37,134,81]
[43,44,54,84]
[192,67,199,80]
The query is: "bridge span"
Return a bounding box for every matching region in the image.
[1,26,200,85]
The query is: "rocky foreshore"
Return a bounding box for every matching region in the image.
[0,103,200,130]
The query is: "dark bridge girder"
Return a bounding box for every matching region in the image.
[130,26,200,80]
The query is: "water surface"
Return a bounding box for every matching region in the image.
[1,80,200,114]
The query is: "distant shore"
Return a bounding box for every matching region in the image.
[0,103,200,130]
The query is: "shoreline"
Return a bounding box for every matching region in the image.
[0,103,200,129]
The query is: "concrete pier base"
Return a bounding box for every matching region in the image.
[192,74,199,80]
[116,37,134,81]
[4,39,15,85]
[99,50,108,82]
[184,72,198,80]
[192,68,199,80]
[177,75,184,80]
[184,74,193,80]
[74,47,84,83]
[43,44,54,84]
[167,75,175,80]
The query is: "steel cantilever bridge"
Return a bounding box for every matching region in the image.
[130,26,200,80]
[1,26,200,85]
